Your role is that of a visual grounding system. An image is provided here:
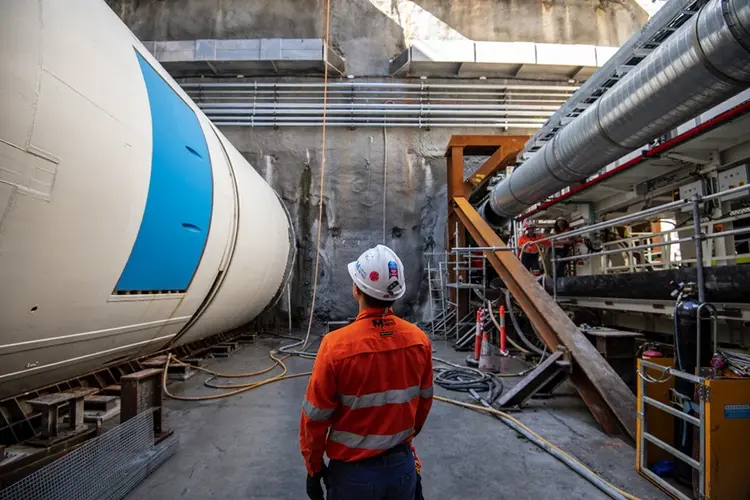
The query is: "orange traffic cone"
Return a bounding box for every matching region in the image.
[479,329,493,371]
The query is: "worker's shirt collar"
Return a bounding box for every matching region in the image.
[356,307,394,321]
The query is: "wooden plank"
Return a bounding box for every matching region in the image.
[498,350,565,408]
[452,196,636,439]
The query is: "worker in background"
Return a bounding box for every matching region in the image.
[552,216,572,278]
[517,221,546,273]
[300,244,433,500]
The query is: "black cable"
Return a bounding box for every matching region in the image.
[262,332,305,342]
[504,290,546,355]
[432,357,503,404]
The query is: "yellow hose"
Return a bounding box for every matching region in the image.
[161,353,638,500]
[434,395,641,500]
[161,352,311,401]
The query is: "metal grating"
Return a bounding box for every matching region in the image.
[0,411,176,500]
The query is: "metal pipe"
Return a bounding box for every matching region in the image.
[188,88,574,96]
[182,81,581,91]
[640,360,704,384]
[200,102,560,111]
[692,196,707,303]
[640,467,692,500]
[555,235,694,263]
[643,432,700,470]
[552,199,689,240]
[452,246,515,251]
[211,117,547,125]
[210,115,546,123]
[202,108,554,117]
[212,121,545,128]
[702,226,750,240]
[643,396,701,426]
[703,183,750,202]
[485,0,750,221]
[514,199,688,252]
[194,95,570,104]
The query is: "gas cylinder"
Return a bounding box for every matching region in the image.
[674,287,712,376]
[671,282,712,486]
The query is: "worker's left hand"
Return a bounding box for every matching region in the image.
[306,465,326,500]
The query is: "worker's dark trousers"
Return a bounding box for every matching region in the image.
[520,252,539,272]
[325,444,416,500]
[554,247,569,278]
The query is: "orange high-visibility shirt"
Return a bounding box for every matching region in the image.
[518,234,547,254]
[299,308,434,476]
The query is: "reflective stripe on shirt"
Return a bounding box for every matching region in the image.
[328,427,413,450]
[302,399,335,421]
[339,385,420,410]
[419,386,433,399]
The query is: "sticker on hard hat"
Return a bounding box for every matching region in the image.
[387,281,400,296]
[369,271,380,281]
[355,261,367,278]
[388,260,398,278]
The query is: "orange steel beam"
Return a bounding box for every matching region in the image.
[446,135,528,152]
[447,146,468,315]
[445,136,527,315]
[464,147,521,195]
[452,196,636,439]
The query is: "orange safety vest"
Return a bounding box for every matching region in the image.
[299,308,434,476]
[518,234,546,254]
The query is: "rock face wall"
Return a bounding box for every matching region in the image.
[106,0,647,323]
[223,125,492,322]
[107,0,647,75]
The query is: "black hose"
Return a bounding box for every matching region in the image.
[673,304,684,371]
[432,357,503,404]
[262,332,305,342]
[504,290,546,355]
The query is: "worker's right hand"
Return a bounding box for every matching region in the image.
[306,465,326,500]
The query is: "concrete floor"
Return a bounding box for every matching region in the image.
[128,335,666,500]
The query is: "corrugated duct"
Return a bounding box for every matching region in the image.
[484,0,750,223]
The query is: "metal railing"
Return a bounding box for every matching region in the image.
[638,359,708,500]
[514,184,750,302]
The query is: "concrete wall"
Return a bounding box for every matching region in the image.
[224,125,498,322]
[107,0,647,75]
[106,0,648,323]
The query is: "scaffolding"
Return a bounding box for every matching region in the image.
[424,243,493,342]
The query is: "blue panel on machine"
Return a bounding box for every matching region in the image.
[115,52,213,293]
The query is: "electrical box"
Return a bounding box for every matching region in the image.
[679,179,705,211]
[717,164,750,201]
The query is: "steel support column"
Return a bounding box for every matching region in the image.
[444,134,635,438]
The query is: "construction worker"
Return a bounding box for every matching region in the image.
[552,216,572,278]
[300,244,433,500]
[517,221,546,273]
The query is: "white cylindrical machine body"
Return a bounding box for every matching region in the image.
[0,0,294,400]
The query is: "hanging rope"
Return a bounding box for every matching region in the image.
[298,0,333,352]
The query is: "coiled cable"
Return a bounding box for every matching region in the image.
[432,356,503,403]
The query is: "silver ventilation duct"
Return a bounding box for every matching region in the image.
[485,0,750,223]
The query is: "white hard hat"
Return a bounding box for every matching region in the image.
[347,244,406,301]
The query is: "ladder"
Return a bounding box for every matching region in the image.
[427,258,451,338]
